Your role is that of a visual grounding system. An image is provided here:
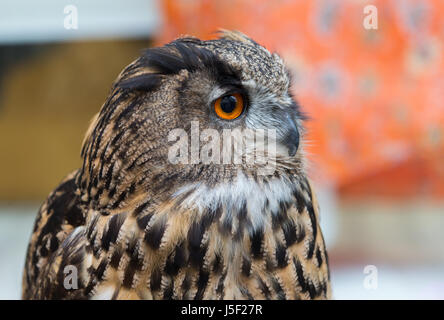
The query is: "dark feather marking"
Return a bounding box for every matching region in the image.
[270,277,286,300]
[93,186,104,202]
[128,182,136,196]
[271,200,289,230]
[293,190,306,213]
[111,190,127,209]
[109,129,125,147]
[275,243,289,268]
[219,214,232,235]
[94,260,108,281]
[136,212,153,230]
[307,279,318,299]
[240,287,254,300]
[293,257,308,293]
[87,215,99,240]
[127,151,151,172]
[238,200,248,221]
[104,162,115,190]
[216,271,227,298]
[306,203,318,259]
[144,218,167,249]
[187,221,207,267]
[126,237,144,270]
[122,262,137,289]
[110,248,123,269]
[39,245,48,257]
[316,247,323,267]
[257,277,271,299]
[235,200,248,240]
[92,237,101,257]
[282,219,297,247]
[241,257,251,277]
[150,172,179,194]
[107,187,116,200]
[119,74,161,92]
[111,288,120,300]
[194,269,209,300]
[114,98,142,128]
[164,242,187,276]
[213,253,223,274]
[84,279,97,297]
[202,204,222,228]
[163,280,174,299]
[320,279,329,297]
[88,91,126,162]
[49,235,59,252]
[98,140,112,179]
[101,213,126,251]
[181,273,191,297]
[150,268,162,291]
[325,247,331,281]
[250,228,264,259]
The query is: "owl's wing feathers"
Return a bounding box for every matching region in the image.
[22,170,87,299]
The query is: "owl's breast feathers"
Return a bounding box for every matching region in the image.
[23,170,331,300]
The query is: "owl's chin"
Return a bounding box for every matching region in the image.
[170,169,301,230]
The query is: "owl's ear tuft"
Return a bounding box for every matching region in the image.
[118,73,162,92]
[138,41,240,83]
[140,41,235,77]
[217,29,259,46]
[118,38,242,93]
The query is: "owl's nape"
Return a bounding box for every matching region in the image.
[22,30,331,300]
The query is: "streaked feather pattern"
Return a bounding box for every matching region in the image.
[23,31,331,300]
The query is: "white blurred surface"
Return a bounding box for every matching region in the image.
[0,0,161,44]
[0,207,36,299]
[332,265,444,300]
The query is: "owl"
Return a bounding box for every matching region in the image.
[22,31,331,300]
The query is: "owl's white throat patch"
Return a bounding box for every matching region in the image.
[172,171,296,231]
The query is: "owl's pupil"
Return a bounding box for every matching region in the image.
[220,95,237,113]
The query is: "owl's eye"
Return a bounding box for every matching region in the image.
[214,93,244,120]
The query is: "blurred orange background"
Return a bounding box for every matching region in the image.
[158,0,444,199]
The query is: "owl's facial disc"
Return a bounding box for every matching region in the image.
[238,79,302,159]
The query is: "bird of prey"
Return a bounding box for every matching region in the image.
[22,30,331,300]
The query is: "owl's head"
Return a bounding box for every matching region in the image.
[79,31,306,209]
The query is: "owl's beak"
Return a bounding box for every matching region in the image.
[282,115,300,157]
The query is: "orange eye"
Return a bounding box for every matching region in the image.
[214,93,244,120]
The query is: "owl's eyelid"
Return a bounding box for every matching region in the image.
[211,87,249,107]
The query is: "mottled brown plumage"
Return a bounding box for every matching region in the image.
[23,31,331,300]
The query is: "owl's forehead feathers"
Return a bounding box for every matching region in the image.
[117,31,289,96]
[204,30,290,94]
